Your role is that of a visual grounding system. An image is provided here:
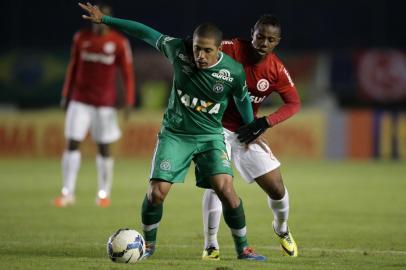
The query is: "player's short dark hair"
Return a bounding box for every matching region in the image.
[254,14,281,36]
[193,23,223,47]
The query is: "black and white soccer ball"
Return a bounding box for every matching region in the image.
[107,228,146,263]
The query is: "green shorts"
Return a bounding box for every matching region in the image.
[149,128,233,188]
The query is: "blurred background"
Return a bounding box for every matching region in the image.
[0,0,405,160]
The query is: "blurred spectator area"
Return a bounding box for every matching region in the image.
[0,48,405,109]
[1,48,405,161]
[1,0,405,160]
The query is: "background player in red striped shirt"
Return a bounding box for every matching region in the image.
[54,3,135,208]
[202,14,300,259]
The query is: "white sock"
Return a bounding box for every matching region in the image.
[202,189,222,249]
[230,227,247,237]
[268,187,290,234]
[61,150,81,196]
[141,222,160,232]
[96,155,114,198]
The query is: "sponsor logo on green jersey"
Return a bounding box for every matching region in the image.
[177,90,221,114]
[211,69,234,82]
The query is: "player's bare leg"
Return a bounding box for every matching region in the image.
[255,168,298,257]
[141,180,172,259]
[95,143,113,207]
[54,139,81,207]
[255,168,286,232]
[209,174,266,261]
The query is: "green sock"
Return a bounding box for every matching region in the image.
[232,234,248,254]
[223,199,249,254]
[141,194,163,242]
[144,228,158,243]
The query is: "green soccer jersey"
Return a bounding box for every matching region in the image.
[156,35,249,135]
[102,16,254,137]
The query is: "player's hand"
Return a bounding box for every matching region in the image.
[78,2,104,24]
[237,116,270,144]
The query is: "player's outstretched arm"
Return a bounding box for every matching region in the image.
[79,2,162,48]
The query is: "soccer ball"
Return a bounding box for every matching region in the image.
[107,228,146,263]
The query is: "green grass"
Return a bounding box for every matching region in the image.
[0,158,405,270]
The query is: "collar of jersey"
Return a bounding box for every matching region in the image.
[206,52,224,69]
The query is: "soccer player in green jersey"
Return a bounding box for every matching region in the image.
[79,2,266,261]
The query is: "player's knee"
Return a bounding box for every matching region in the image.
[270,176,285,199]
[216,185,239,208]
[257,170,286,200]
[148,187,166,205]
[275,183,286,198]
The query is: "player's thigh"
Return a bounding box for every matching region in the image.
[234,139,281,183]
[150,132,195,184]
[194,140,233,189]
[65,101,92,141]
[92,106,121,144]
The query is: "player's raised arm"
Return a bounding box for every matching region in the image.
[79,2,162,48]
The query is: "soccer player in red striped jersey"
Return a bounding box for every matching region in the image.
[202,15,300,260]
[54,3,135,208]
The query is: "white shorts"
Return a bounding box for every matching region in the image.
[65,101,121,144]
[224,128,280,183]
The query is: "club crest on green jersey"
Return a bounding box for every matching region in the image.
[159,160,171,171]
[213,82,224,93]
[177,90,221,114]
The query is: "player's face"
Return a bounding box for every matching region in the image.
[193,36,220,69]
[251,24,281,56]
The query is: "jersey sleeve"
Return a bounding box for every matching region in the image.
[232,67,254,124]
[117,37,136,106]
[155,35,183,63]
[102,16,162,48]
[266,65,301,126]
[61,32,80,99]
[102,16,181,62]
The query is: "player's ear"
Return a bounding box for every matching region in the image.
[250,27,254,38]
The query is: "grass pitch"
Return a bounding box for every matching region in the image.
[0,158,405,270]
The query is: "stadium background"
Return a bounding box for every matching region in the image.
[0,1,405,269]
[1,0,405,160]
